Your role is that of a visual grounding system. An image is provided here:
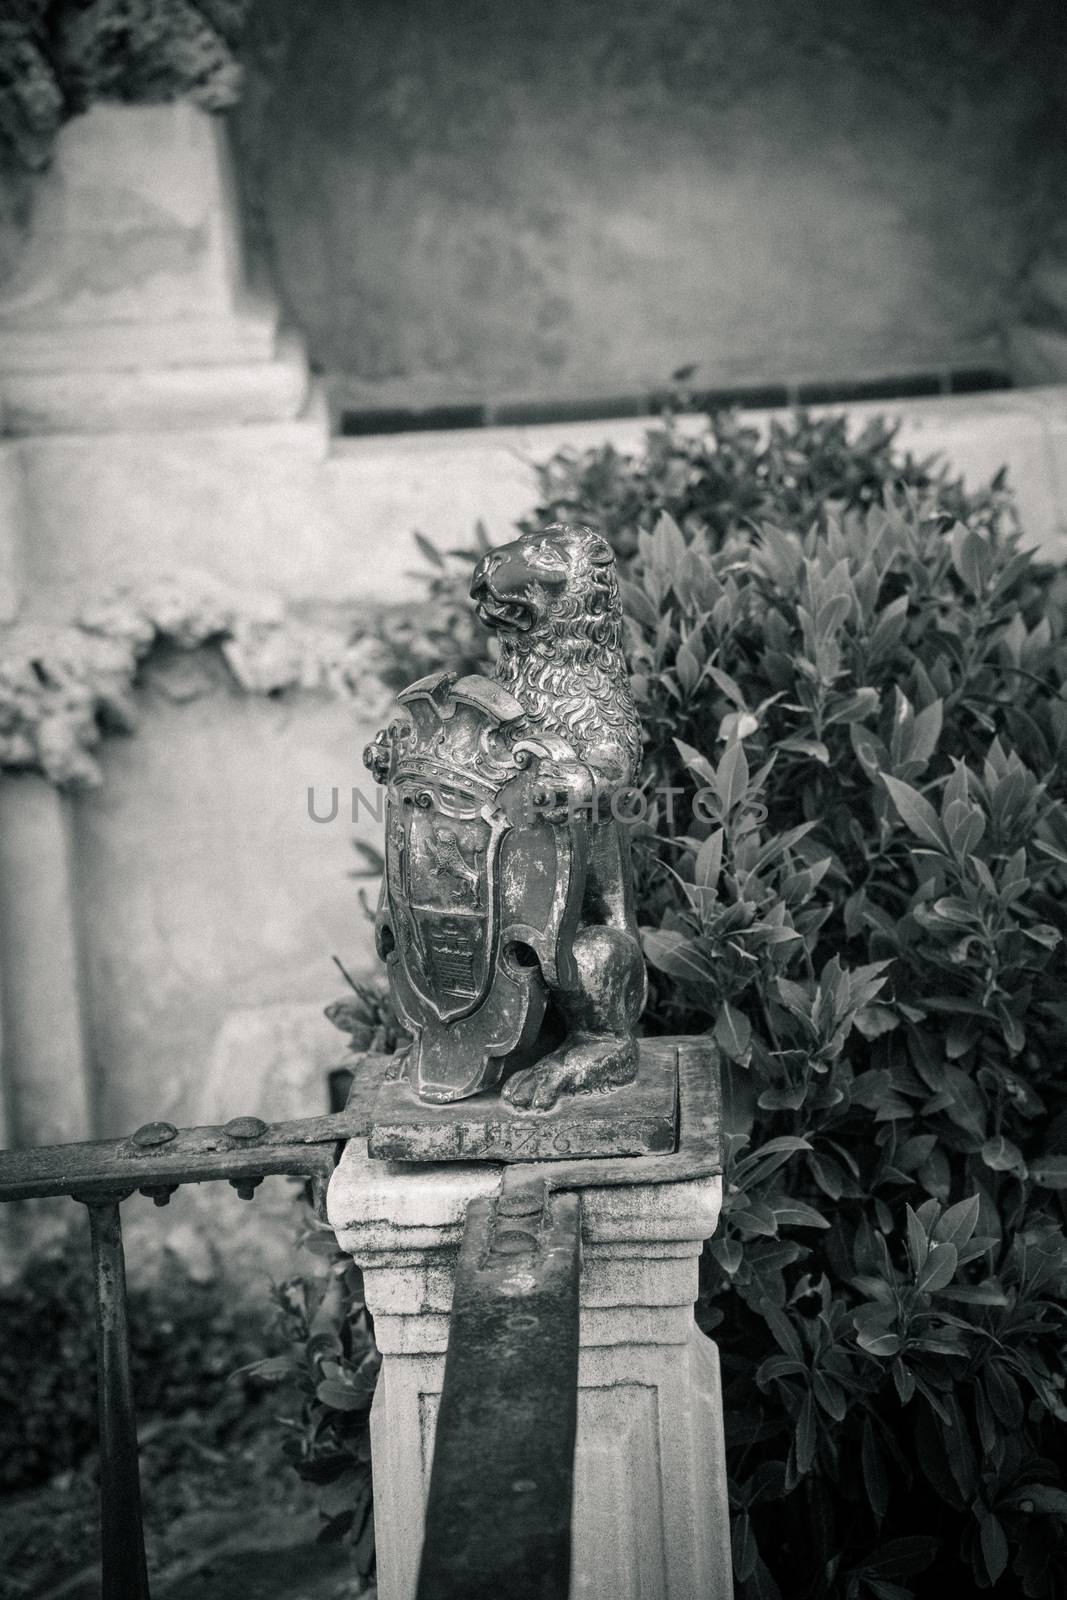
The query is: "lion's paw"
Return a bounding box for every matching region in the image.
[502,1037,638,1113]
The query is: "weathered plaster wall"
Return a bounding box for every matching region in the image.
[234,0,1067,407]
[67,666,375,1140]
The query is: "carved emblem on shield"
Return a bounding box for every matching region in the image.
[367,671,588,1103]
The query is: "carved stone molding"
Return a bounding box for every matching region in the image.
[0,569,393,785]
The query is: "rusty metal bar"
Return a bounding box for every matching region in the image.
[85,1199,151,1600]
[0,1039,720,1207]
[0,1062,391,1203]
[416,1185,581,1600]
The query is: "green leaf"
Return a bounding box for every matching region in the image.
[916,1241,958,1294]
[732,1511,759,1583]
[758,1083,808,1111]
[858,1328,901,1359]
[733,1136,812,1187]
[853,1004,898,1040]
[673,737,717,788]
[317,1469,367,1518]
[980,1135,1026,1176]
[862,1417,890,1519]
[984,1364,1024,1429]
[909,699,943,767]
[651,510,687,569]
[762,1303,804,1361]
[675,642,701,694]
[771,1199,830,1229]
[716,739,750,813]
[854,1303,901,1358]
[931,1194,980,1249]
[707,664,747,707]
[316,1379,372,1411]
[950,524,993,595]
[794,1390,817,1474]
[978,1513,1009,1586]
[905,1205,929,1274]
[715,1001,752,1062]
[413,530,446,568]
[778,736,831,764]
[824,687,880,726]
[641,929,714,983]
[710,1236,743,1275]
[937,1282,1006,1307]
[695,828,724,890]
[620,579,659,629]
[238,1355,298,1382]
[882,775,947,851]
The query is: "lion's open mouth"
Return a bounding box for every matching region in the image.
[471,576,536,631]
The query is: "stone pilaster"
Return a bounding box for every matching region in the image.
[0,101,310,436]
[0,775,92,1147]
[328,1140,733,1600]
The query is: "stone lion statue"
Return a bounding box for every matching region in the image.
[469,522,647,1110]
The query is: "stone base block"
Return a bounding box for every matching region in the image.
[329,1139,733,1600]
[368,1036,678,1164]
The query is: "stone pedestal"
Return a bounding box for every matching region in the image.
[0,102,309,435]
[328,1139,733,1600]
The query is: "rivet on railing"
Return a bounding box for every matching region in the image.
[223,1117,268,1142]
[229,1176,264,1201]
[139,1184,179,1207]
[130,1122,178,1149]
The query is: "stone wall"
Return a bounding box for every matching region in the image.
[232,0,1067,410]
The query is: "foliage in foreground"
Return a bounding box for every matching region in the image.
[357,410,1067,1597]
[242,1212,379,1580]
[0,1221,275,1490]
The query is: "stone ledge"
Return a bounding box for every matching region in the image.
[358,1244,701,1318]
[328,1134,723,1253]
[329,1138,501,1245]
[0,295,280,374]
[0,331,311,436]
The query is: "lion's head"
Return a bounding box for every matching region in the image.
[470,523,618,636]
[470,524,643,784]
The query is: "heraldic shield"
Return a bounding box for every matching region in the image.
[365,671,588,1102]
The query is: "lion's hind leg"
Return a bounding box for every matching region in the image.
[501,924,643,1112]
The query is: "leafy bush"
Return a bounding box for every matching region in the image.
[363,410,1067,1597]
[0,1219,277,1490]
[243,1211,378,1578]
[523,408,1014,558]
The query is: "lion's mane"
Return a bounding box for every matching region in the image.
[492,524,643,783]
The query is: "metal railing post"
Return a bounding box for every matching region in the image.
[415,1186,582,1600]
[84,1198,151,1600]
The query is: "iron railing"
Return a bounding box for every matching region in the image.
[0,1039,719,1600]
[0,1101,361,1600]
